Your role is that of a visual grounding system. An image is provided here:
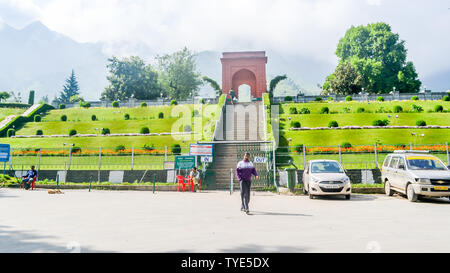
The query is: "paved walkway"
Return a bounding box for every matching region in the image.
[0,188,449,253]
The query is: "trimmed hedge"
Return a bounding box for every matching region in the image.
[112,101,119,108]
[140,127,150,134]
[416,120,427,126]
[124,113,130,120]
[345,96,353,102]
[443,95,450,102]
[36,129,43,136]
[69,129,77,136]
[411,95,419,101]
[7,128,15,137]
[376,96,385,102]
[101,128,111,135]
[170,100,178,106]
[91,114,97,121]
[34,115,41,122]
[172,144,182,155]
[328,121,339,128]
[434,105,444,112]
[393,105,403,113]
[61,115,67,121]
[320,107,329,114]
[59,104,66,109]
[290,121,301,128]
[158,112,164,119]
[0,103,30,108]
[141,102,147,107]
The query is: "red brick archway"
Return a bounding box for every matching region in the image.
[221,51,267,99]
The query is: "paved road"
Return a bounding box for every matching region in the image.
[1,188,449,253]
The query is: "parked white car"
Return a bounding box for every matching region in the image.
[302,160,352,199]
[381,150,450,202]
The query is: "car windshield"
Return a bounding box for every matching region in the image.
[311,162,343,173]
[406,157,447,170]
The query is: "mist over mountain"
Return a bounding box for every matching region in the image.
[0,21,447,102]
[0,21,108,101]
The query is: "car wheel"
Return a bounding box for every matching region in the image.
[385,181,394,196]
[407,184,418,202]
[345,195,351,200]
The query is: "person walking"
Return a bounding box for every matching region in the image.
[236,153,258,215]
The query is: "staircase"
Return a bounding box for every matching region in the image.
[212,101,266,189]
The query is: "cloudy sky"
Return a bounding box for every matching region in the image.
[0,0,449,79]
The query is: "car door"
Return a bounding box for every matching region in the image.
[396,157,408,191]
[303,163,310,191]
[388,156,400,189]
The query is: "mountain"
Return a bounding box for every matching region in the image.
[0,21,108,101]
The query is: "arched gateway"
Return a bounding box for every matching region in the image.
[221,51,268,100]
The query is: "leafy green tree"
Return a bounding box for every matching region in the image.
[102,56,160,101]
[156,47,202,100]
[202,76,221,96]
[0,92,11,102]
[58,70,80,104]
[322,61,364,95]
[69,95,84,103]
[324,22,421,94]
[269,75,287,98]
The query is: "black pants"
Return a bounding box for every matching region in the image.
[240,180,252,211]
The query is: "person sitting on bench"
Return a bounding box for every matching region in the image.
[22,165,37,190]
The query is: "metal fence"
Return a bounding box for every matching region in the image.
[276,143,450,170]
[7,146,191,171]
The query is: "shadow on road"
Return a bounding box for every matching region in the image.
[248,211,312,217]
[312,194,378,202]
[0,225,107,253]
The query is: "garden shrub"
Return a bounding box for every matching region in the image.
[289,107,298,114]
[69,129,77,136]
[328,121,339,128]
[295,144,304,153]
[342,107,351,113]
[112,101,119,108]
[36,129,43,136]
[59,104,66,109]
[101,128,110,135]
[411,95,419,101]
[172,144,182,155]
[141,102,147,107]
[72,147,82,153]
[376,96,385,102]
[115,145,126,152]
[158,112,164,119]
[345,96,352,101]
[124,113,130,120]
[393,105,403,113]
[61,115,67,121]
[79,101,91,108]
[356,107,365,113]
[434,105,444,112]
[290,121,301,128]
[199,98,205,104]
[315,97,322,102]
[411,104,423,113]
[443,95,450,101]
[299,108,310,114]
[91,114,97,121]
[7,128,15,137]
[416,120,426,126]
[143,144,154,151]
[284,96,293,102]
[170,100,178,106]
[372,119,390,126]
[140,127,150,134]
[341,142,352,148]
[34,114,41,122]
[320,106,329,114]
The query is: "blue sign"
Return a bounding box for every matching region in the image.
[0,144,10,162]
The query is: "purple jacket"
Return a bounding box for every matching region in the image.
[236,160,258,182]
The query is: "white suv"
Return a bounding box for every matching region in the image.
[381,150,450,202]
[303,160,352,200]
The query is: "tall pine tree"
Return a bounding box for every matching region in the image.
[58,69,80,103]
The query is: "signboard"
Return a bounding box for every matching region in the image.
[254,157,267,164]
[175,156,196,170]
[201,156,213,163]
[0,144,10,162]
[164,161,175,170]
[189,144,213,156]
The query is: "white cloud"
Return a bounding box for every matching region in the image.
[1,0,449,79]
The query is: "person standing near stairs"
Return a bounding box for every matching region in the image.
[236,153,259,214]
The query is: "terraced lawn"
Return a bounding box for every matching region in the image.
[280,100,450,114]
[281,113,450,128]
[0,108,26,121]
